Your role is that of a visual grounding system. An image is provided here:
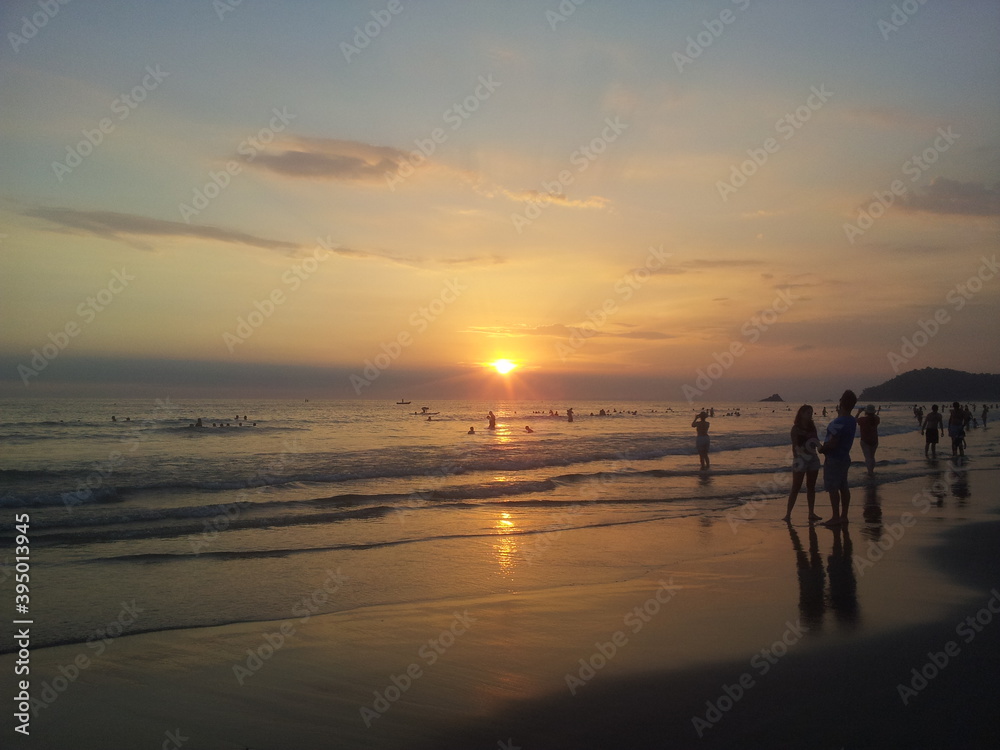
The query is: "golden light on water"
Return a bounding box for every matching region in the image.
[494,511,518,575]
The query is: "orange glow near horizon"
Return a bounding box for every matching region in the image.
[491,359,518,375]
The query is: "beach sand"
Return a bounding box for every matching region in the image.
[6,460,1000,749]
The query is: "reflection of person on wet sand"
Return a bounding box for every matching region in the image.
[826,526,859,629]
[487,411,496,430]
[949,463,971,504]
[787,523,825,630]
[783,404,822,522]
[860,484,883,543]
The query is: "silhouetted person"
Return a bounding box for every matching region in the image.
[855,404,880,477]
[783,404,822,522]
[691,411,710,470]
[921,405,943,458]
[819,389,857,526]
[947,401,965,457]
[487,411,496,430]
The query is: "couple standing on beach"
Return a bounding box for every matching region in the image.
[783,389,858,527]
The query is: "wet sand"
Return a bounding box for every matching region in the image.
[5,458,999,749]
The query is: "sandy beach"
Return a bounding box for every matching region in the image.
[6,449,999,749]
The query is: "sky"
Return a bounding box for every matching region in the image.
[1,0,998,402]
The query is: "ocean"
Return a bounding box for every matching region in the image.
[0,397,931,653]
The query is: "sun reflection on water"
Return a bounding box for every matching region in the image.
[493,511,518,575]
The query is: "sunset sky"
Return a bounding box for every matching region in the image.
[2,0,998,401]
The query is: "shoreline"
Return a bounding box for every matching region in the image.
[4,459,999,748]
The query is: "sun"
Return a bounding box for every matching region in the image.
[491,359,517,375]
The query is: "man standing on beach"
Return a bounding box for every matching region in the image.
[947,401,966,457]
[819,390,857,526]
[921,405,943,459]
[855,404,880,477]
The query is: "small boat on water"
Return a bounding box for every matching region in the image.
[396,399,411,404]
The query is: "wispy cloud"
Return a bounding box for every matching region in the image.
[902,178,1000,217]
[245,137,407,181]
[246,135,613,213]
[464,324,572,337]
[868,241,952,256]
[464,323,672,340]
[24,207,301,253]
[328,245,503,269]
[652,258,767,275]
[481,186,612,211]
[240,135,614,215]
[23,206,502,268]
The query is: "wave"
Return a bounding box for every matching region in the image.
[0,422,923,510]
[0,442,920,512]
[63,510,702,564]
[0,505,701,654]
[6,457,926,547]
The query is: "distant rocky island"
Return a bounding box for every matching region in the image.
[759,393,784,402]
[858,368,1000,402]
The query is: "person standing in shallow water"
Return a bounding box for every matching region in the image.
[855,404,880,477]
[921,404,943,458]
[947,401,965,457]
[819,389,858,526]
[691,411,710,470]
[783,404,822,522]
